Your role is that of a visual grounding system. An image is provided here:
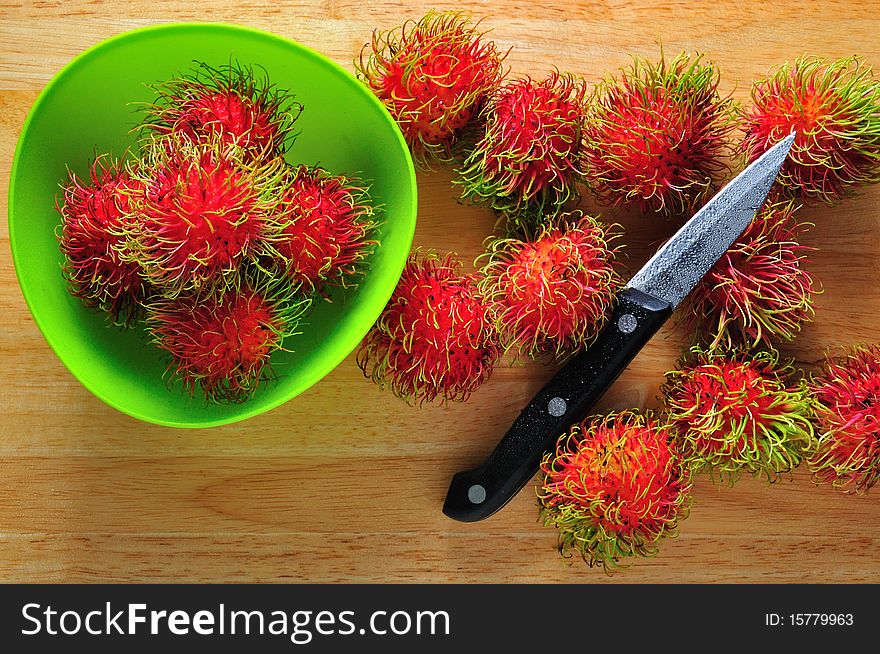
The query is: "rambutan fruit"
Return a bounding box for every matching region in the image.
[538,410,690,572]
[143,62,302,158]
[455,71,589,226]
[740,56,880,204]
[356,11,506,168]
[583,52,736,216]
[682,200,817,349]
[57,154,150,325]
[146,273,310,403]
[661,345,816,481]
[123,134,287,298]
[807,345,880,493]
[477,211,622,358]
[275,165,378,293]
[357,251,500,404]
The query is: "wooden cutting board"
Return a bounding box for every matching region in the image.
[0,0,877,582]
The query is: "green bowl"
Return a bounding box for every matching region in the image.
[8,23,417,428]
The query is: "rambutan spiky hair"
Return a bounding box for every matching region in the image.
[121,134,288,298]
[142,61,302,159]
[146,271,310,403]
[661,345,816,482]
[56,154,150,326]
[740,55,880,205]
[682,200,817,349]
[583,51,736,216]
[456,71,589,227]
[357,251,500,404]
[539,410,691,572]
[275,165,379,293]
[356,11,506,168]
[477,211,622,358]
[808,344,880,493]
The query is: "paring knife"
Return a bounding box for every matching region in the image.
[443,133,796,523]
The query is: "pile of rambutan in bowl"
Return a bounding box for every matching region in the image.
[7,23,417,428]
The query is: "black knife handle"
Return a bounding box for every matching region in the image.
[442,287,673,522]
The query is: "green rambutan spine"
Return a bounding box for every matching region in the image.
[119,133,290,300]
[56,152,151,326]
[740,55,880,205]
[583,51,736,216]
[356,10,507,169]
[455,71,589,230]
[357,250,500,404]
[681,199,818,350]
[807,344,880,493]
[274,164,380,294]
[539,410,691,573]
[146,268,311,404]
[477,211,623,358]
[140,61,303,159]
[661,345,817,483]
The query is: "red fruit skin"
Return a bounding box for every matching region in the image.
[125,136,286,298]
[809,345,880,493]
[478,212,622,357]
[357,252,500,404]
[456,72,588,224]
[57,155,150,325]
[275,166,377,292]
[144,63,302,158]
[661,346,816,481]
[174,91,278,153]
[147,280,308,403]
[683,201,817,349]
[741,56,880,205]
[357,11,505,168]
[583,52,735,216]
[539,410,691,571]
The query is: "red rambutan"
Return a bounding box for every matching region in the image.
[147,274,310,403]
[357,252,500,404]
[682,200,817,349]
[455,71,589,226]
[538,410,690,572]
[661,345,816,481]
[808,345,880,493]
[57,154,150,325]
[143,62,302,158]
[123,134,287,298]
[740,56,880,205]
[275,165,378,292]
[356,11,506,168]
[477,211,622,358]
[583,52,736,216]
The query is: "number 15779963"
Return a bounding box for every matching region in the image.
[765,613,854,627]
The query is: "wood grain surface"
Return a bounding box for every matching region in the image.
[1,0,878,583]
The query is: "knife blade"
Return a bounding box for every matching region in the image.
[442,133,796,522]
